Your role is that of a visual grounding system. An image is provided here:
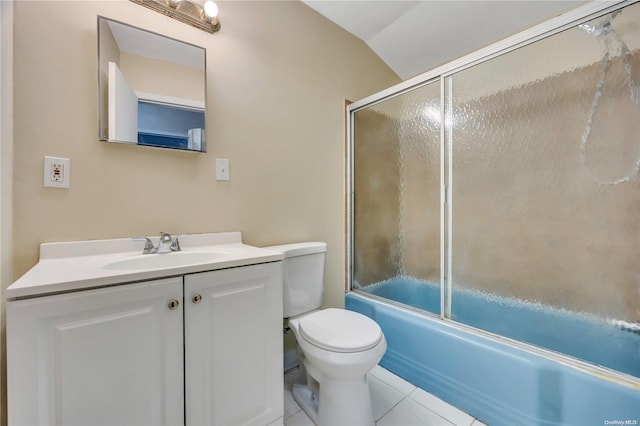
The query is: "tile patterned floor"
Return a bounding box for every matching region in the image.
[284,365,488,426]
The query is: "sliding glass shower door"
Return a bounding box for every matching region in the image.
[351,1,640,379]
[352,81,441,315]
[447,6,640,376]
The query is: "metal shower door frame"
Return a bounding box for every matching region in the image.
[345,0,633,320]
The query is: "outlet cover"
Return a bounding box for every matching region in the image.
[216,158,230,181]
[44,156,70,188]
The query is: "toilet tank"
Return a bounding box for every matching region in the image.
[264,242,327,318]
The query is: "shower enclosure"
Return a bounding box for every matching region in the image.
[350,1,640,381]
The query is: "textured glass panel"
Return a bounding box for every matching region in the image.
[449,4,640,377]
[353,82,441,314]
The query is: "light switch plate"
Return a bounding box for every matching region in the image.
[216,158,230,181]
[44,156,70,188]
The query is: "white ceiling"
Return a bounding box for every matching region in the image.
[107,19,204,69]
[302,0,586,80]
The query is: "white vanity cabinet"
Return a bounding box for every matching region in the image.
[184,262,283,426]
[7,277,185,426]
[8,261,283,426]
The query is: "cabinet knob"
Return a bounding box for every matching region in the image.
[192,294,202,304]
[168,299,180,310]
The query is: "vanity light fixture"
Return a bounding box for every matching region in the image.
[129,0,221,34]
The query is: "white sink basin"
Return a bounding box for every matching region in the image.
[103,251,229,271]
[7,232,285,299]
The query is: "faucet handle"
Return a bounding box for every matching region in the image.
[159,232,172,243]
[171,235,182,252]
[132,236,156,254]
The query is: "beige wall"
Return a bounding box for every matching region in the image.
[0,2,13,424]
[11,0,398,299]
[5,1,399,416]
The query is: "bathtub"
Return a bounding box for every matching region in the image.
[360,277,639,378]
[346,282,640,426]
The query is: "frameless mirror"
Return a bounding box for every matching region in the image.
[98,17,207,152]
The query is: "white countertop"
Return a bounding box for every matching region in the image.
[7,232,284,299]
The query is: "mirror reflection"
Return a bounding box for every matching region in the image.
[98,17,207,152]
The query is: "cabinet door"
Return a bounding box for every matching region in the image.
[185,263,283,426]
[7,278,184,426]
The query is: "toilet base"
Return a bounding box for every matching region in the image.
[292,373,375,426]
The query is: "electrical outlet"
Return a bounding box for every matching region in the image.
[44,156,70,188]
[51,162,64,181]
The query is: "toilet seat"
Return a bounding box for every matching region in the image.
[298,308,383,353]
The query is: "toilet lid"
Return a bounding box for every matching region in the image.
[298,308,383,353]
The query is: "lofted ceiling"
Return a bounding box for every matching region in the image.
[302,0,586,80]
[106,19,204,69]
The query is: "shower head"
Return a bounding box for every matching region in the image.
[578,10,620,37]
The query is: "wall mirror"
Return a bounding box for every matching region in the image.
[98,17,207,152]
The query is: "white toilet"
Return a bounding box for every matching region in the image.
[265,242,386,426]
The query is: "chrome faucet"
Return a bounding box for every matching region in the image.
[157,232,173,254]
[133,233,182,254]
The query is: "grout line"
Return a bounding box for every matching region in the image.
[369,367,417,397]
[375,392,410,423]
[284,407,301,422]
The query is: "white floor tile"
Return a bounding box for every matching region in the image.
[284,364,479,426]
[284,410,315,426]
[368,374,406,421]
[376,398,455,426]
[369,365,417,396]
[268,417,284,426]
[409,387,475,426]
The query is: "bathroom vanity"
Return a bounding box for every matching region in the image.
[6,232,284,426]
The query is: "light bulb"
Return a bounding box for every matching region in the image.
[203,1,218,19]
